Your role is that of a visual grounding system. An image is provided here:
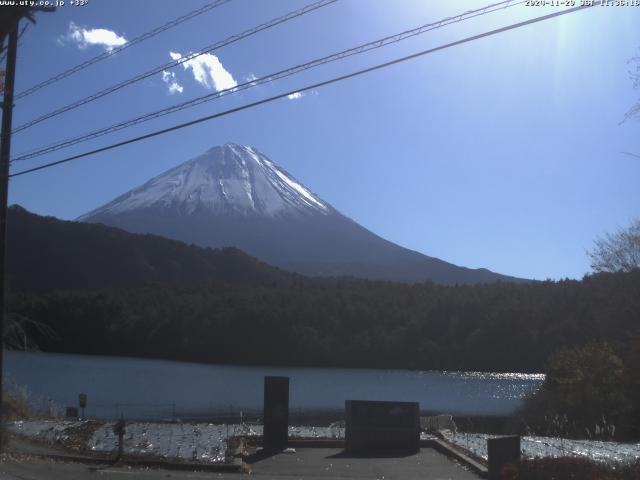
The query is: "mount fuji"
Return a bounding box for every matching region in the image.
[79,143,523,284]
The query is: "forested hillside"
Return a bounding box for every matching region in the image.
[6,205,300,292]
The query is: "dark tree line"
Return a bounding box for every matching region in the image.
[8,270,640,374]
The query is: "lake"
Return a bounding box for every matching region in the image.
[3,351,544,420]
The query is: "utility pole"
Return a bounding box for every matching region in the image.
[0,6,54,452]
[0,21,18,454]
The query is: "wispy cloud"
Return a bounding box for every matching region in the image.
[161,70,183,95]
[170,51,237,91]
[287,90,318,100]
[245,73,258,86]
[60,21,127,51]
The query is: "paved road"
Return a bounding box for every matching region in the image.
[0,448,481,479]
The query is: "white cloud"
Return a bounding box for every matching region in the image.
[61,21,127,51]
[161,70,183,95]
[287,90,318,100]
[245,73,259,86]
[170,51,237,92]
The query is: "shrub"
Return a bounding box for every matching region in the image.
[519,342,633,440]
[2,390,33,420]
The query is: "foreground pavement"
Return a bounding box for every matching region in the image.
[0,447,481,479]
[246,447,481,479]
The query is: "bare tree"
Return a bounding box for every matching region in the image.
[589,219,640,273]
[3,313,57,351]
[623,49,640,122]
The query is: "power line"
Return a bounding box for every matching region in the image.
[9,3,596,179]
[14,0,232,100]
[12,0,525,163]
[11,0,337,133]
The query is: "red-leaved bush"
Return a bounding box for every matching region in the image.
[500,457,640,480]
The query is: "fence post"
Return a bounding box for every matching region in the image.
[487,436,521,480]
[263,376,289,451]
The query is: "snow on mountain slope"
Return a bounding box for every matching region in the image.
[79,144,329,220]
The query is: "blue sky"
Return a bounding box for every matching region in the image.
[5,0,640,281]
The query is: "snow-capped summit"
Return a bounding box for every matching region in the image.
[79,143,329,220]
[80,143,525,285]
